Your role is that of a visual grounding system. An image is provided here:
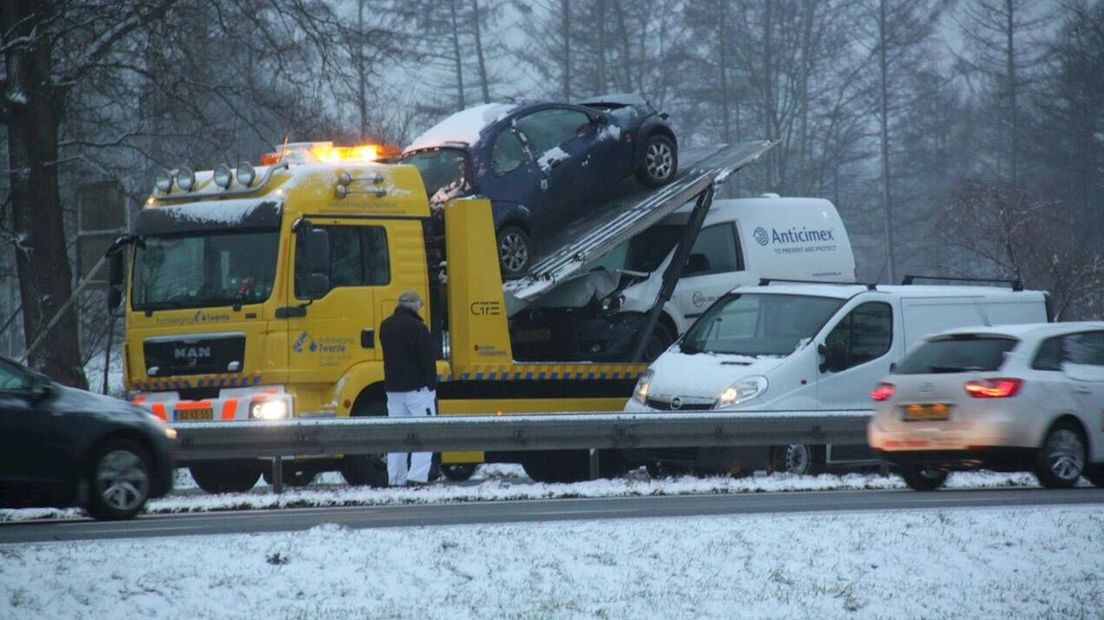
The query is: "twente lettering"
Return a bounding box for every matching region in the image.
[770,227,835,244]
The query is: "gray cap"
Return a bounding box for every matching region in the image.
[398,290,423,311]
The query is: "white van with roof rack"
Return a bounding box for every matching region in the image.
[623,280,1050,475]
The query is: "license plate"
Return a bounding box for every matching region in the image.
[177,408,214,421]
[903,403,951,421]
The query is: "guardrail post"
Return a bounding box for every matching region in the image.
[271,457,283,494]
[588,449,599,480]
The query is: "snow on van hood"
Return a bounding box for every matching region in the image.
[647,348,788,402]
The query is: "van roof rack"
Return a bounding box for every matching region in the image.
[758,278,876,290]
[901,274,1023,291]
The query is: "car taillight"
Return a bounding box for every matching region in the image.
[870,382,895,401]
[964,378,1023,398]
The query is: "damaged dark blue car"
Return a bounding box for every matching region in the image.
[400,94,678,276]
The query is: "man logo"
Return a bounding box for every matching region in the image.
[753,227,770,246]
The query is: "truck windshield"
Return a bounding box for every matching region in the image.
[681,293,844,356]
[402,148,469,201]
[132,230,279,311]
[590,224,682,273]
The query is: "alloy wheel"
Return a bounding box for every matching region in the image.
[96,449,150,513]
[1046,428,1085,482]
[646,141,674,181]
[499,231,529,273]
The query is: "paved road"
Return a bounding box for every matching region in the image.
[3,487,1103,544]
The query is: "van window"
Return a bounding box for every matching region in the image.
[686,223,743,276]
[295,225,390,298]
[823,302,892,371]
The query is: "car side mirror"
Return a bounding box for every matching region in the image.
[818,343,845,373]
[593,114,610,126]
[107,250,125,310]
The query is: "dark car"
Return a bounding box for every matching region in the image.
[0,357,176,519]
[400,94,678,276]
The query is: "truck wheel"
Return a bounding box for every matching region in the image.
[441,464,477,482]
[340,397,388,487]
[522,450,589,483]
[769,444,824,476]
[497,225,531,277]
[1034,422,1086,489]
[189,460,262,494]
[898,464,948,491]
[635,134,678,187]
[85,438,153,520]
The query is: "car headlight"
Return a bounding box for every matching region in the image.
[714,376,768,409]
[632,370,654,405]
[250,398,290,420]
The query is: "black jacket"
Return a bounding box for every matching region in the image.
[379,306,437,392]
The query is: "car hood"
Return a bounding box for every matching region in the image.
[647,348,788,401]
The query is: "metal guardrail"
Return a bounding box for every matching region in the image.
[175,410,873,461]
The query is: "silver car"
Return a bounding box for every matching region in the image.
[868,322,1104,491]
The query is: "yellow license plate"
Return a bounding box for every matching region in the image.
[903,403,951,421]
[177,408,214,421]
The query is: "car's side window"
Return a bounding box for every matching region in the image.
[1031,336,1063,371]
[515,108,592,155]
[823,302,893,372]
[0,361,30,392]
[295,225,390,298]
[1064,331,1104,366]
[686,223,743,276]
[490,129,527,175]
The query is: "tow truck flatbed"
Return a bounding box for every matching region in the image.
[504,140,776,303]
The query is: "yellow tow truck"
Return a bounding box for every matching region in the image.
[113,140,772,491]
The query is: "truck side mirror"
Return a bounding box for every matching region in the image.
[107,250,125,310]
[299,227,331,299]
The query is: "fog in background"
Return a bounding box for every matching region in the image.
[1,0,1101,387]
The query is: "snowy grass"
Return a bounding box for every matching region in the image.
[0,465,1050,523]
[1,506,1102,618]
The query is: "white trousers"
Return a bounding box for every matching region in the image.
[385,388,436,485]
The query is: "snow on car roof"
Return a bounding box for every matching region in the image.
[404,103,519,154]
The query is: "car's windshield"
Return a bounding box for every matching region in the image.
[590,224,682,273]
[401,148,469,200]
[681,293,844,356]
[132,230,279,311]
[895,335,1018,374]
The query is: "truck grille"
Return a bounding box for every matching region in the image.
[144,332,245,377]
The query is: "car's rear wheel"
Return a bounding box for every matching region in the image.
[1034,422,1086,489]
[86,439,153,520]
[441,464,477,482]
[189,460,263,494]
[769,444,824,476]
[898,464,948,491]
[497,224,531,277]
[636,134,678,187]
[341,397,389,487]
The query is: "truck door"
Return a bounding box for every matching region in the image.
[285,219,397,398]
[670,222,751,325]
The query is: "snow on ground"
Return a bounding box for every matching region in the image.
[2,506,1101,619]
[0,465,1052,522]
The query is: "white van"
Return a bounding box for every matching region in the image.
[624,282,1050,474]
[529,196,856,352]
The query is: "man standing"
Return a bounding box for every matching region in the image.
[379,290,437,487]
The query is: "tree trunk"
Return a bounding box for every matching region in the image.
[561,0,571,100]
[470,0,491,103]
[1,0,88,388]
[878,0,896,284]
[448,0,466,110]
